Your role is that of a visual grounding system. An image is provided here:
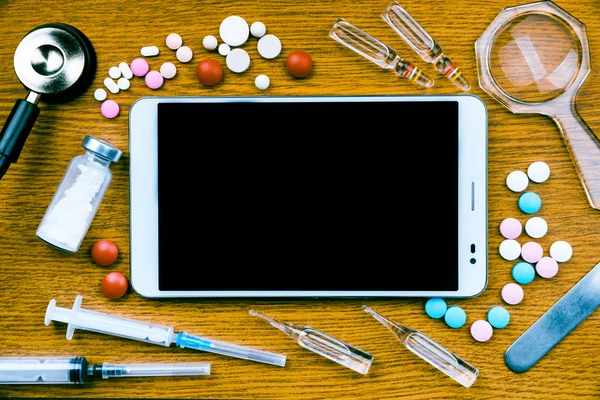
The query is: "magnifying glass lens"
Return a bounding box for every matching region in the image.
[489,13,582,103]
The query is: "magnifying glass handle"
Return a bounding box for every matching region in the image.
[0,92,41,179]
[553,109,600,210]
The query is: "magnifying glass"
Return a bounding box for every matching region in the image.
[0,23,96,179]
[475,1,600,209]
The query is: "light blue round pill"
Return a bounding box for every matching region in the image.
[444,306,467,328]
[512,261,535,284]
[488,306,510,329]
[518,192,542,214]
[425,298,447,319]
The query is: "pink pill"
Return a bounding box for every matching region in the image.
[500,218,522,239]
[130,58,149,77]
[470,320,493,342]
[145,70,164,89]
[502,283,524,305]
[536,256,559,278]
[521,241,543,263]
[100,100,120,119]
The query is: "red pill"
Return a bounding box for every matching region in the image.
[286,50,313,78]
[196,59,223,86]
[92,239,119,266]
[101,272,128,299]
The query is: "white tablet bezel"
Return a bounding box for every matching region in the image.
[129,95,487,298]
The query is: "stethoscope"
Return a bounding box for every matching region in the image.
[0,23,96,179]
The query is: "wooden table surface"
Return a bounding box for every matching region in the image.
[2,0,600,398]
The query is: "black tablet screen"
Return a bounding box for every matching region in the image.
[157,100,459,291]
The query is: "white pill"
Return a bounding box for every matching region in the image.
[166,33,183,50]
[103,78,119,94]
[499,239,521,261]
[176,46,193,63]
[257,34,282,59]
[550,241,573,262]
[218,43,231,56]
[117,77,130,90]
[251,21,266,38]
[160,62,177,79]
[506,170,529,192]
[119,62,133,79]
[220,15,250,46]
[141,46,160,57]
[226,48,250,73]
[108,66,121,79]
[528,161,550,183]
[255,74,270,90]
[203,35,218,50]
[94,88,107,101]
[525,217,548,238]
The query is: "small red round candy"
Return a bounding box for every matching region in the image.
[196,59,223,86]
[286,50,313,78]
[91,239,119,266]
[101,272,128,299]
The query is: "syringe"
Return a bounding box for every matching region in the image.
[381,1,471,91]
[45,296,286,367]
[0,356,210,384]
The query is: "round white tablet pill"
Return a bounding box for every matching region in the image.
[528,161,550,183]
[257,34,282,59]
[166,33,183,50]
[141,46,160,57]
[119,62,133,79]
[176,46,193,63]
[251,21,266,38]
[218,43,231,56]
[220,15,250,47]
[255,74,270,90]
[108,66,121,79]
[203,35,218,50]
[499,239,522,261]
[103,77,119,94]
[160,62,177,79]
[226,48,250,73]
[117,77,130,90]
[506,170,529,192]
[525,217,548,238]
[550,240,573,262]
[94,88,107,101]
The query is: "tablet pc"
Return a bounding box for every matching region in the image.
[129,95,487,298]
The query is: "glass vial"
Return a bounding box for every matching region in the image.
[37,135,122,252]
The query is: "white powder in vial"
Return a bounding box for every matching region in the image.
[38,163,106,251]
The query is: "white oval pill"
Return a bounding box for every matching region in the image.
[251,21,266,38]
[176,46,193,63]
[525,217,548,238]
[255,74,270,90]
[160,62,177,79]
[108,66,121,79]
[506,170,529,192]
[499,239,521,261]
[528,161,550,183]
[103,78,119,94]
[218,43,231,56]
[257,34,282,59]
[141,46,160,57]
[220,15,250,46]
[117,77,130,90]
[226,48,250,73]
[166,33,183,50]
[203,35,218,50]
[550,241,573,262]
[119,62,133,79]
[94,88,107,101]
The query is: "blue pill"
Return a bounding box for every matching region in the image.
[425,298,447,319]
[444,306,467,328]
[518,192,542,214]
[488,306,510,329]
[512,261,535,284]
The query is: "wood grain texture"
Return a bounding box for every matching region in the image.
[1,0,600,398]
